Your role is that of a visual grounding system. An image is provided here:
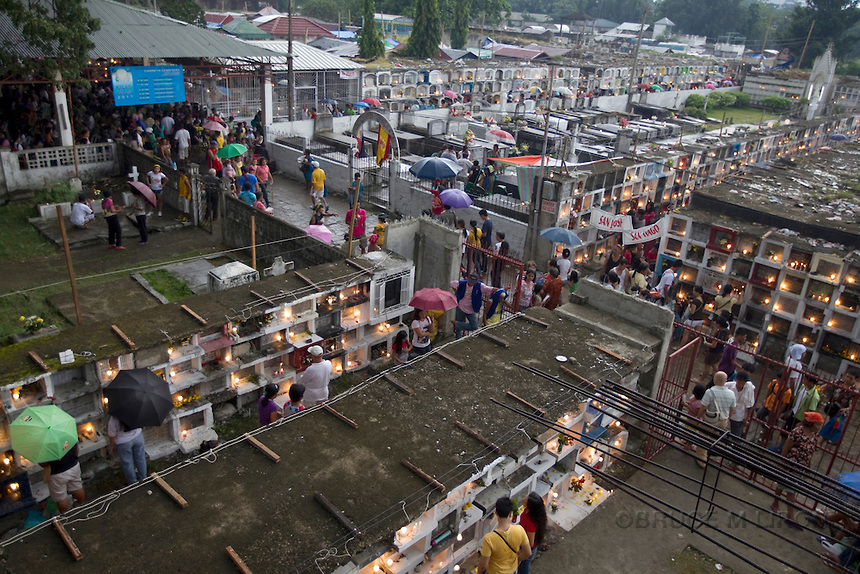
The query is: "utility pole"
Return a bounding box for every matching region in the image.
[797,20,815,70]
[625,7,649,113]
[288,0,294,121]
[528,65,555,261]
[759,12,773,68]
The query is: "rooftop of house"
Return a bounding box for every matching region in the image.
[1,306,656,573]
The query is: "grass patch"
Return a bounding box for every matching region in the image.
[141,269,194,302]
[669,545,735,574]
[705,106,782,129]
[0,204,58,263]
[212,411,259,441]
[0,292,70,345]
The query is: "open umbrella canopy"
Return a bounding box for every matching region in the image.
[304,224,333,244]
[439,188,473,209]
[540,226,583,246]
[554,87,573,96]
[489,129,516,144]
[361,97,381,106]
[650,85,663,91]
[830,134,849,141]
[10,405,77,463]
[354,101,370,109]
[409,287,458,311]
[637,83,650,89]
[105,369,173,428]
[320,98,337,105]
[442,90,459,100]
[202,120,228,133]
[128,181,157,207]
[704,82,718,89]
[216,143,248,159]
[408,157,463,180]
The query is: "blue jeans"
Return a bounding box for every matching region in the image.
[517,545,537,574]
[117,433,147,484]
[259,182,269,206]
[454,308,479,338]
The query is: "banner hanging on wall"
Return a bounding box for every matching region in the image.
[623,217,666,244]
[592,209,633,232]
[111,65,185,107]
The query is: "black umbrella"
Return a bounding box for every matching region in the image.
[104,369,173,428]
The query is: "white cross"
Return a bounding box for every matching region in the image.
[127,165,140,181]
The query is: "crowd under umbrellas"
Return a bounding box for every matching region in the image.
[9,369,174,513]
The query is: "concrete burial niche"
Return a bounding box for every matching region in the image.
[207,261,259,292]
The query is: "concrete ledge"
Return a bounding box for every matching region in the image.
[132,273,170,304]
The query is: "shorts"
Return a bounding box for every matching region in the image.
[311,188,324,201]
[49,462,82,502]
[704,352,722,366]
[178,146,189,159]
[179,197,190,212]
[684,319,704,329]
[151,188,162,195]
[358,235,368,249]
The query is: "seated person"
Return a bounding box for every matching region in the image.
[70,194,95,229]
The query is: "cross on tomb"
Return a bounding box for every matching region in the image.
[128,165,140,181]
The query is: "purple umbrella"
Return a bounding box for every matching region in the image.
[304,224,333,244]
[439,188,473,209]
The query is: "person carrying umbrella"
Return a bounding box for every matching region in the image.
[108,416,147,484]
[40,444,85,513]
[128,187,149,245]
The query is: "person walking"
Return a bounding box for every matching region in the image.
[696,371,736,467]
[478,496,531,574]
[107,415,147,484]
[174,123,191,167]
[300,345,333,406]
[771,411,824,528]
[310,161,328,210]
[101,190,125,251]
[345,200,368,254]
[348,172,363,207]
[177,168,192,222]
[255,158,271,207]
[725,371,755,437]
[517,492,547,574]
[450,272,496,338]
[146,163,168,217]
[128,188,149,245]
[206,139,223,177]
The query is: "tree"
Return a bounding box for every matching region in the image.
[302,0,343,21]
[684,93,706,108]
[733,92,751,107]
[159,0,204,26]
[473,0,511,28]
[357,0,385,59]
[405,0,442,59]
[451,0,471,48]
[761,96,793,111]
[782,0,860,66]
[0,0,100,81]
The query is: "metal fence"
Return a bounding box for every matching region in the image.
[462,244,524,314]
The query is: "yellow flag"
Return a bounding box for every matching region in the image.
[377,125,391,166]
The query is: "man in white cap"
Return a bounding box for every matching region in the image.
[300,345,332,405]
[310,160,328,210]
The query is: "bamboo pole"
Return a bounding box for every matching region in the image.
[57,205,83,325]
[250,215,256,270]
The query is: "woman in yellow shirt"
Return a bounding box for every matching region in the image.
[467,219,483,274]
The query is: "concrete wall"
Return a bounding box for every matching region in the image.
[590,86,741,113]
[390,182,531,257]
[221,195,345,270]
[575,278,674,396]
[386,217,461,290]
[0,144,119,198]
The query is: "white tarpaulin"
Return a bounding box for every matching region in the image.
[623,218,666,244]
[592,209,633,232]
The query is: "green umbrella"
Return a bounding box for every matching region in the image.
[216,143,248,159]
[10,405,78,463]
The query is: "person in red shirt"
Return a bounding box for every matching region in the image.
[516,492,547,574]
[345,200,368,254]
[541,267,563,310]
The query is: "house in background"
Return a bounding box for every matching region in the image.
[254,15,335,42]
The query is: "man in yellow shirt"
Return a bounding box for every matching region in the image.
[310,161,328,210]
[478,496,531,574]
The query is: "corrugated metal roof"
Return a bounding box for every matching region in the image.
[0,0,282,61]
[256,16,334,39]
[245,41,364,71]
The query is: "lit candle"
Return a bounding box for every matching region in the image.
[176,395,183,402]
[103,397,109,405]
[168,348,173,356]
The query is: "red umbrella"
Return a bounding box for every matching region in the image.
[128,181,157,207]
[409,288,458,311]
[361,97,381,107]
[443,89,459,100]
[489,129,515,144]
[637,83,650,89]
[203,120,228,133]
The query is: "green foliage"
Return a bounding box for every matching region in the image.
[159,0,204,25]
[684,93,706,108]
[358,0,385,59]
[474,0,512,27]
[654,0,787,45]
[0,204,57,264]
[781,0,860,66]
[0,0,100,81]
[405,0,442,59]
[141,270,194,302]
[687,108,708,119]
[836,59,860,76]
[733,92,751,107]
[761,95,793,111]
[35,182,78,205]
[302,0,345,21]
[451,0,471,48]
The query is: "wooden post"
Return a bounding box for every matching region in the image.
[323,404,359,428]
[52,517,82,561]
[57,205,83,325]
[250,215,256,271]
[401,459,445,492]
[243,433,281,462]
[314,492,361,537]
[151,472,189,508]
[454,421,501,454]
[506,391,547,417]
[226,546,253,574]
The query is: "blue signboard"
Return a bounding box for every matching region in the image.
[110,65,185,107]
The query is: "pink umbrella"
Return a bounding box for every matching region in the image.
[704,82,717,89]
[361,97,381,107]
[203,120,228,133]
[304,224,332,244]
[443,90,459,100]
[409,287,458,311]
[489,129,515,144]
[128,181,156,207]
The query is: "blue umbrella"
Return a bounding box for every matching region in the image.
[354,101,370,109]
[840,471,860,491]
[540,226,583,246]
[321,98,337,105]
[408,157,463,180]
[829,134,849,141]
